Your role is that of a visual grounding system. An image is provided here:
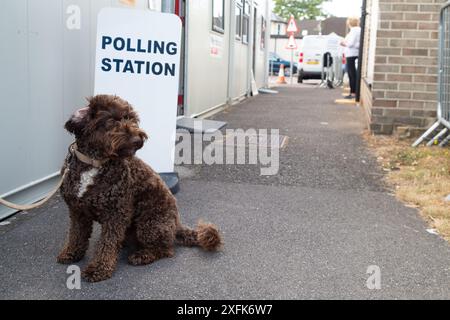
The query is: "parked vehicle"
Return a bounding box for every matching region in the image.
[297,34,342,83]
[269,52,298,76]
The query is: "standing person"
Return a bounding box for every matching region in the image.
[341,17,361,100]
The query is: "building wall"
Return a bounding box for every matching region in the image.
[233,39,249,99]
[271,21,287,35]
[322,17,348,37]
[363,0,444,135]
[186,0,231,116]
[360,0,375,125]
[254,3,269,88]
[186,0,269,116]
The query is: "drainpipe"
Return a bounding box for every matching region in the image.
[264,0,270,88]
[227,0,237,105]
[356,0,367,102]
[183,0,190,116]
[247,0,255,95]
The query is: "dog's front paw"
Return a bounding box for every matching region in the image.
[82,264,113,283]
[57,250,84,264]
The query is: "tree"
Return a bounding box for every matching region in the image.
[273,0,330,20]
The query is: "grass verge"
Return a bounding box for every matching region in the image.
[364,132,450,241]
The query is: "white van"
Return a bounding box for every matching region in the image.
[298,34,343,83]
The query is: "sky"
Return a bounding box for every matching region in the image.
[322,0,363,18]
[271,0,363,18]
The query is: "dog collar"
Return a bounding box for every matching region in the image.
[69,143,108,168]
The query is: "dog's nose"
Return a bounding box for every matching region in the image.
[131,136,144,150]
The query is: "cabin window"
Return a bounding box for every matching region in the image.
[235,2,242,39]
[212,0,225,33]
[242,1,250,44]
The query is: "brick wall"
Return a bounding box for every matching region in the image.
[367,0,444,135]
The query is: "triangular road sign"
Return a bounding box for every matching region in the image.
[287,16,298,33]
[286,34,297,50]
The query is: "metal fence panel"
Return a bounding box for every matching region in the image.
[413,1,450,147]
[440,2,450,123]
[319,53,344,89]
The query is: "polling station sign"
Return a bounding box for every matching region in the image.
[94,8,181,173]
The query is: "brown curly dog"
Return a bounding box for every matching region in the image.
[57,95,222,282]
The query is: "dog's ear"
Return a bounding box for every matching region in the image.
[65,106,90,136]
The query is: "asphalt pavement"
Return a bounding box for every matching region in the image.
[1,84,449,299]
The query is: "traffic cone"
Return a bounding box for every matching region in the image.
[276,64,287,84]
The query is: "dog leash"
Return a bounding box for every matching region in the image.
[0,168,69,211]
[0,144,77,211]
[0,142,110,211]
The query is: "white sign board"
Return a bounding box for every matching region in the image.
[95,8,181,173]
[286,34,297,50]
[286,17,298,33]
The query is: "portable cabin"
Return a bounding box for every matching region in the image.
[0,0,270,219]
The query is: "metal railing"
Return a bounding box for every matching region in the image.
[413,1,450,147]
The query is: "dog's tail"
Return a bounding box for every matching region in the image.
[176,220,222,251]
